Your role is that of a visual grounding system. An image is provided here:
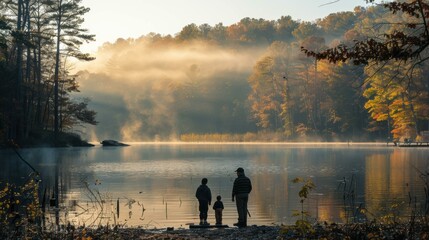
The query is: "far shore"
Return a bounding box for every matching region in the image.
[2,140,412,149]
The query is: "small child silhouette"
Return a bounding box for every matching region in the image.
[212,195,224,225]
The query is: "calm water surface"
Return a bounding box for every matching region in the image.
[1,142,429,228]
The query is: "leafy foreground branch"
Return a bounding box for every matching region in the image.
[0,173,42,239]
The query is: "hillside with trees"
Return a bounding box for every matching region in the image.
[79,2,429,142]
[303,0,429,141]
[1,1,428,145]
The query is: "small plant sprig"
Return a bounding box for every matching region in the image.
[292,177,316,235]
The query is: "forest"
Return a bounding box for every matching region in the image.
[1,0,429,145]
[0,0,96,146]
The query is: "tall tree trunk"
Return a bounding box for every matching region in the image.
[314,59,320,134]
[24,0,32,138]
[54,0,62,144]
[34,1,44,130]
[407,96,420,138]
[14,0,24,143]
[387,104,392,140]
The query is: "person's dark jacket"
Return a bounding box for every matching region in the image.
[196,184,212,204]
[213,200,224,210]
[232,174,252,198]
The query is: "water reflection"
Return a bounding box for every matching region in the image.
[1,143,429,228]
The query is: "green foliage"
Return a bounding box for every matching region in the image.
[248,42,292,132]
[290,177,316,236]
[177,23,202,41]
[294,219,315,234]
[293,177,315,200]
[292,21,322,41]
[317,12,358,39]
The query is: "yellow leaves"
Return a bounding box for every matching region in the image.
[367,232,380,239]
[292,177,303,183]
[295,219,316,234]
[78,229,93,240]
[0,175,41,231]
[293,177,315,200]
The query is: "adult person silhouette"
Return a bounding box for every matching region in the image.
[231,167,252,227]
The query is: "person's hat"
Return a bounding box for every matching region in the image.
[235,167,244,173]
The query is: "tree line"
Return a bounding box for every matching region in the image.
[303,0,429,141]
[173,2,429,141]
[82,2,428,142]
[2,0,428,144]
[0,0,97,146]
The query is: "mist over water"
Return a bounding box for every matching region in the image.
[76,38,265,141]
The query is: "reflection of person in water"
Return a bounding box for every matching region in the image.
[195,178,212,225]
[213,195,224,225]
[232,167,252,227]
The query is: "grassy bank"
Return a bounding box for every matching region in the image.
[180,132,307,142]
[179,131,373,142]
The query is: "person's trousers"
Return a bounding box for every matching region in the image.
[198,200,209,220]
[215,208,223,224]
[235,193,249,225]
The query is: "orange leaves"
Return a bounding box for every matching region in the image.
[302,0,429,65]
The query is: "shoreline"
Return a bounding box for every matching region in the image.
[44,225,283,239]
[40,221,429,239]
[3,140,402,149]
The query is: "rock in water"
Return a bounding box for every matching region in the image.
[100,140,129,146]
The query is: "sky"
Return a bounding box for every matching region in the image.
[80,0,372,53]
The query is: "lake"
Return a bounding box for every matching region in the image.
[1,142,429,229]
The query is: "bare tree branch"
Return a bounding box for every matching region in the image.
[319,0,340,7]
